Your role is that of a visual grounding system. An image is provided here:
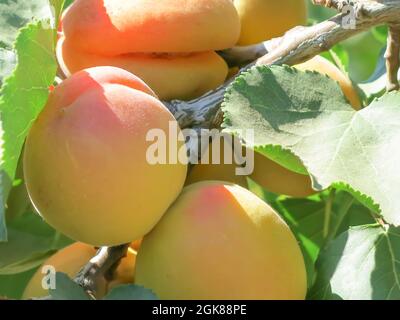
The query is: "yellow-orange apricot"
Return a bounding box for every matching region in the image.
[57,38,228,101]
[234,0,307,46]
[22,243,136,299]
[250,151,316,198]
[295,55,361,110]
[23,66,187,246]
[135,182,307,300]
[58,0,240,100]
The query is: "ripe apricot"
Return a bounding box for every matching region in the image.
[57,0,240,100]
[135,182,307,300]
[295,55,361,110]
[250,151,316,198]
[57,38,228,101]
[23,66,187,246]
[234,0,307,46]
[22,242,136,299]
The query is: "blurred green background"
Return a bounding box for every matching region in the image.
[307,0,386,82]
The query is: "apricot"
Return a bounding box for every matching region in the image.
[186,136,248,188]
[57,0,241,100]
[23,66,187,246]
[135,182,307,300]
[58,38,228,101]
[295,55,361,110]
[234,0,307,46]
[250,151,316,198]
[22,243,136,299]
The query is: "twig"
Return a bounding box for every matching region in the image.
[74,244,130,299]
[164,0,400,129]
[385,24,400,91]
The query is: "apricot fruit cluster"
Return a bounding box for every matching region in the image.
[20,0,361,300]
[57,0,241,100]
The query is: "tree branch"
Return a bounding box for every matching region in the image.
[385,23,400,91]
[165,0,400,130]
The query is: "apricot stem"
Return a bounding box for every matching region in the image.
[74,244,130,299]
[385,24,400,91]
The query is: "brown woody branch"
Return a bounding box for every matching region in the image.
[74,244,130,299]
[165,0,400,129]
[385,24,400,91]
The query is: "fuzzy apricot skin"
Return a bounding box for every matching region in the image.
[58,0,240,100]
[23,66,187,246]
[135,182,307,300]
[22,243,137,299]
[250,151,316,198]
[234,0,307,46]
[62,0,241,55]
[57,38,229,101]
[295,56,362,110]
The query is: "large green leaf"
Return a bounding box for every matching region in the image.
[0,209,72,275]
[222,66,400,226]
[311,225,400,300]
[272,191,374,288]
[0,21,58,241]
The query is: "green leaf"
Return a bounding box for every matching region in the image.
[0,267,37,299]
[311,225,400,300]
[274,191,374,288]
[104,285,158,300]
[0,209,72,275]
[0,21,58,241]
[222,66,400,226]
[49,273,91,300]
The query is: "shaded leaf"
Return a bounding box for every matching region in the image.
[0,209,72,274]
[311,225,400,300]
